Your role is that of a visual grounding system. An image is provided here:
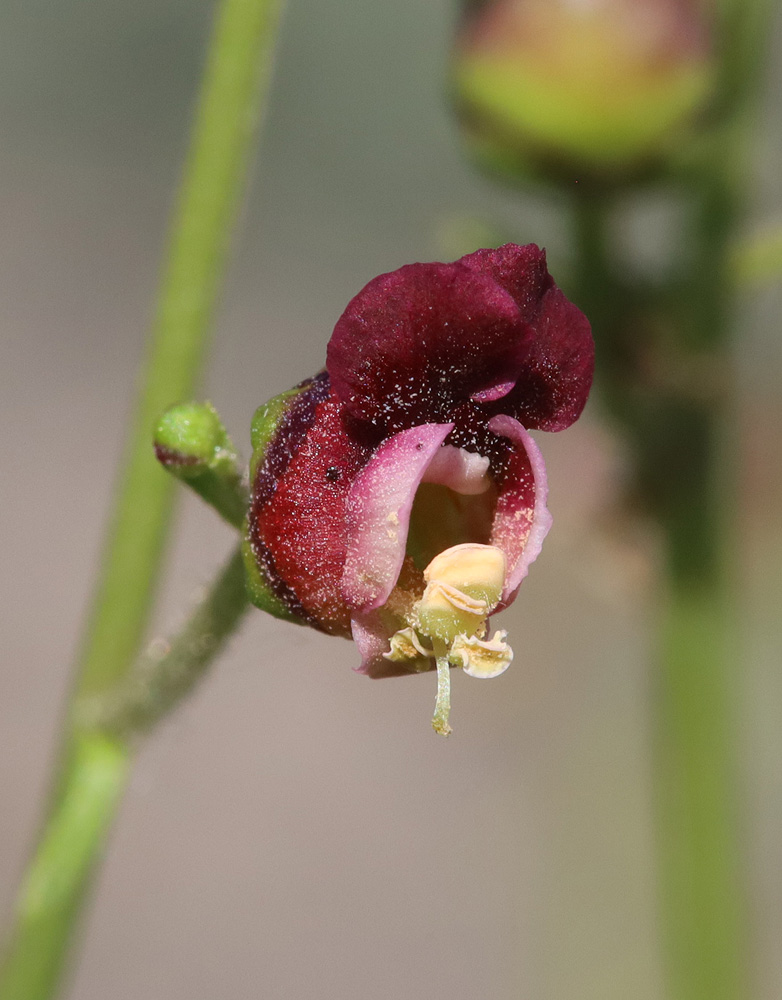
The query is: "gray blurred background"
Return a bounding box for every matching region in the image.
[1,2,780,998]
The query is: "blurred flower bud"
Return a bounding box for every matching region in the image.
[452,0,716,182]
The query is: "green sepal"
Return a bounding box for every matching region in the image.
[241,528,304,624]
[249,383,310,481]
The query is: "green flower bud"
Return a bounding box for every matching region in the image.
[452,0,716,184]
[154,402,247,528]
[155,402,234,479]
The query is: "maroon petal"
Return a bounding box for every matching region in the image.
[460,243,553,321]
[341,423,454,611]
[495,285,594,431]
[463,245,594,430]
[327,259,532,433]
[254,398,371,635]
[487,414,552,603]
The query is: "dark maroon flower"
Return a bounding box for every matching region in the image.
[243,244,593,733]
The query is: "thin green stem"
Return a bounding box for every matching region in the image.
[78,0,284,698]
[655,574,747,1000]
[78,546,249,740]
[0,0,285,996]
[0,736,130,1000]
[0,548,248,1000]
[571,183,750,1000]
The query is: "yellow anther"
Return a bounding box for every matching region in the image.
[384,627,433,664]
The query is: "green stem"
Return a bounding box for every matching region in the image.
[569,190,631,425]
[0,736,130,1000]
[652,172,749,1000]
[571,184,749,1000]
[655,571,747,1000]
[78,0,284,698]
[0,549,248,1000]
[78,546,249,740]
[0,0,285,995]
[185,469,249,530]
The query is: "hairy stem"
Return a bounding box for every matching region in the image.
[0,0,285,995]
[0,549,248,1000]
[78,546,249,740]
[78,0,284,699]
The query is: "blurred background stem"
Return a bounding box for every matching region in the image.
[571,166,748,999]
[0,0,285,996]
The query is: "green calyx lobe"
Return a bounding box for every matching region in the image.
[243,383,313,624]
[249,384,308,481]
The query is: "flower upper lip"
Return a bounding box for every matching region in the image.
[327,243,593,436]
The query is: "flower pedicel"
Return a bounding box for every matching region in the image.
[244,244,594,733]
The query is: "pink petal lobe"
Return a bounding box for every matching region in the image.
[487,414,553,602]
[351,611,430,679]
[472,380,516,403]
[342,423,454,611]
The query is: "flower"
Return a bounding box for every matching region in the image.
[243,244,593,733]
[452,0,715,183]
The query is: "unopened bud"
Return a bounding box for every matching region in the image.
[452,0,716,182]
[155,402,233,479]
[154,402,247,528]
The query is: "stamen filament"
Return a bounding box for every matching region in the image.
[432,640,452,736]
